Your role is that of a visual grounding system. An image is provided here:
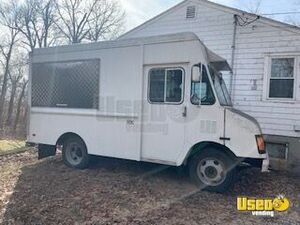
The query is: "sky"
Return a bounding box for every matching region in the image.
[120,0,300,31]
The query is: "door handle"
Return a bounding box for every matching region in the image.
[182,106,187,117]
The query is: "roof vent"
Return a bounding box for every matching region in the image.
[186,6,196,19]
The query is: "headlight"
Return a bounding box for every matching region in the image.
[256,135,266,154]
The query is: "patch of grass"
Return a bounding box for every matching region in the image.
[0,140,26,156]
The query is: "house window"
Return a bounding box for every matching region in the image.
[186,6,196,19]
[266,142,288,160]
[148,68,184,104]
[268,58,295,99]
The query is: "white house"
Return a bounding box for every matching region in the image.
[120,0,300,172]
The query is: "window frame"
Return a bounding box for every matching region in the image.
[264,55,298,102]
[31,58,101,109]
[148,67,185,105]
[266,142,289,161]
[190,65,216,106]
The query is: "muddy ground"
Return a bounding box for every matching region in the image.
[0,150,299,225]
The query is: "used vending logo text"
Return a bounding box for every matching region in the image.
[237,195,290,217]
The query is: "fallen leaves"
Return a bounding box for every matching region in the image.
[0,150,299,225]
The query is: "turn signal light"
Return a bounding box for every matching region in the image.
[256,135,266,154]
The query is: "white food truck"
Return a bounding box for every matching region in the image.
[27,32,268,192]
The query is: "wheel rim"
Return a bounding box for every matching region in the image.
[197,158,227,186]
[65,142,84,166]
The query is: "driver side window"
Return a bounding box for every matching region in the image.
[191,66,215,105]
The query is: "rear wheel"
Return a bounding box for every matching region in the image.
[62,137,90,169]
[189,148,237,193]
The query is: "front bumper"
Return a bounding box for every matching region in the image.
[261,154,270,172]
[242,153,270,172]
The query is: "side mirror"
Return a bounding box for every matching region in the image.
[218,72,223,78]
[218,72,223,84]
[192,64,202,82]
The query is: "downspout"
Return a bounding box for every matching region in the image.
[224,15,238,146]
[229,15,238,98]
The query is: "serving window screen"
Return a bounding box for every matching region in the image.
[148,68,184,104]
[32,59,100,109]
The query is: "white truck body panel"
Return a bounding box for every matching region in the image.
[28,32,266,166]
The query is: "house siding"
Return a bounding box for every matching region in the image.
[121,0,300,139]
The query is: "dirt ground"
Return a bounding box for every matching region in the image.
[0,150,299,225]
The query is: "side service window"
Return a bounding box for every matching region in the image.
[32,59,100,109]
[149,68,184,104]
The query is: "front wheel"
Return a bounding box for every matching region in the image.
[62,137,90,169]
[189,148,237,193]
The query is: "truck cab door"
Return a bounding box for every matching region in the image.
[141,65,187,164]
[182,64,225,163]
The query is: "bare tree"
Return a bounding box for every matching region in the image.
[55,0,125,44]
[0,3,20,129]
[0,34,18,130]
[0,0,125,138]
[14,0,56,51]
[245,0,263,14]
[6,54,26,127]
[6,71,20,127]
[54,0,96,44]
[13,79,28,133]
[87,0,125,41]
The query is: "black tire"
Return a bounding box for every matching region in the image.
[189,148,237,193]
[62,137,90,169]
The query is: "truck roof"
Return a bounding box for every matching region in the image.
[32,32,199,56]
[31,32,230,71]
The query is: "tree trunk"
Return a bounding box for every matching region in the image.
[6,82,17,127]
[13,81,28,133]
[0,33,16,129]
[0,59,11,129]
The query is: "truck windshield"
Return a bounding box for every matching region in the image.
[208,65,232,107]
